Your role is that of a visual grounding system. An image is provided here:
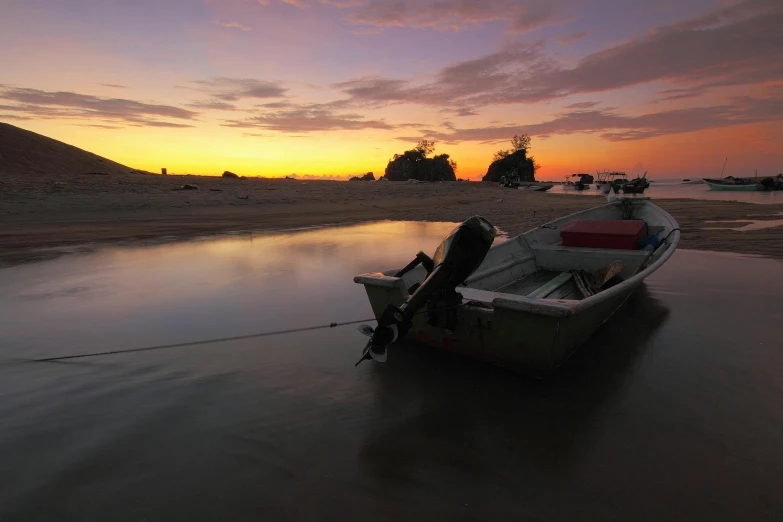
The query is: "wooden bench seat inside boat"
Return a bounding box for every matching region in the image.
[461,269,585,304]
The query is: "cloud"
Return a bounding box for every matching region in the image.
[0,114,33,121]
[333,0,783,111]
[78,124,123,129]
[402,94,783,143]
[101,83,128,89]
[0,86,198,127]
[213,19,251,31]
[566,101,599,109]
[334,41,549,110]
[222,104,393,132]
[187,77,287,101]
[557,32,585,46]
[340,0,571,32]
[186,99,238,110]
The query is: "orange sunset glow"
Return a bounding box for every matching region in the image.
[2,0,781,180]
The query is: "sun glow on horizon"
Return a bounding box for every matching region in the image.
[2,0,781,180]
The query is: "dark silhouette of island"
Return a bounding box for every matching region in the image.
[350,172,375,181]
[383,140,456,181]
[482,134,537,183]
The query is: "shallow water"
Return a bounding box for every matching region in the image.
[704,216,783,231]
[1,222,782,521]
[546,179,783,204]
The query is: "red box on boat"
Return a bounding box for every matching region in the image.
[560,220,647,250]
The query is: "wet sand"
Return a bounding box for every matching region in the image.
[2,173,782,259]
[1,224,782,521]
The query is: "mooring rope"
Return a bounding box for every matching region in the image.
[0,318,376,365]
[1,299,472,366]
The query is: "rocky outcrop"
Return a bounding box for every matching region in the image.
[482,150,535,183]
[384,153,456,181]
[350,172,375,181]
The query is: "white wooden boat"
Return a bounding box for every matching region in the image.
[355,198,680,378]
[703,177,759,191]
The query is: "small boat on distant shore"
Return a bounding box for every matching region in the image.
[355,197,680,378]
[703,176,758,191]
[518,182,554,192]
[757,174,783,191]
[622,172,651,194]
[596,171,628,194]
[565,173,593,190]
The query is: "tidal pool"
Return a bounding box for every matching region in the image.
[1,221,782,521]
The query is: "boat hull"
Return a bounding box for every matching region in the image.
[703,180,758,191]
[361,281,637,378]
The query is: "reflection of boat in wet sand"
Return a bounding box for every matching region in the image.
[354,198,680,378]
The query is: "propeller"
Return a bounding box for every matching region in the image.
[355,324,388,366]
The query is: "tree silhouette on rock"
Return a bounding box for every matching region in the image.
[483,134,537,183]
[383,140,457,181]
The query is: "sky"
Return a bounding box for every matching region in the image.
[1,0,782,180]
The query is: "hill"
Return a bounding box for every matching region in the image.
[0,122,139,181]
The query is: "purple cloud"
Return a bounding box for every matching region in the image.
[339,0,571,32]
[187,78,287,101]
[335,0,783,111]
[399,93,783,143]
[222,104,393,132]
[0,86,197,127]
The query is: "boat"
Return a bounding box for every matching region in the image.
[702,158,759,191]
[354,198,680,378]
[703,176,758,191]
[757,174,783,191]
[565,173,593,190]
[517,182,554,192]
[622,172,651,194]
[596,171,628,194]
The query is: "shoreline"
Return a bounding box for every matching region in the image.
[2,176,782,261]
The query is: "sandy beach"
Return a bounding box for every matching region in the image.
[2,171,783,259]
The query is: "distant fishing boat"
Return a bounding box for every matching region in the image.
[565,173,593,190]
[517,182,554,192]
[703,177,759,191]
[757,174,783,191]
[354,198,680,378]
[622,172,651,194]
[596,171,628,194]
[702,158,758,191]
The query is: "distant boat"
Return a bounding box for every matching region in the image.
[517,182,554,192]
[565,173,592,190]
[354,198,680,378]
[596,171,628,194]
[701,158,758,191]
[756,174,783,191]
[622,172,651,194]
[703,176,758,191]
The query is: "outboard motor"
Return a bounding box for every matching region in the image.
[356,216,496,366]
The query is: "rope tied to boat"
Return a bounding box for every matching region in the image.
[1,302,472,366]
